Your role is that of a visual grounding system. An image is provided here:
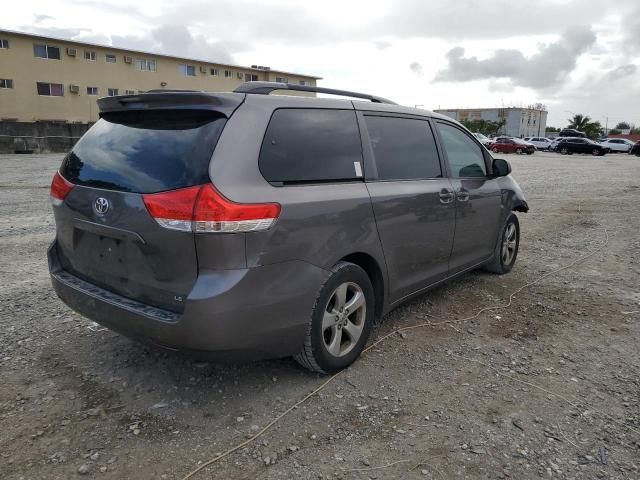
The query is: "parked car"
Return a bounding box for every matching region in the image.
[599,138,635,153]
[473,132,492,146]
[559,128,587,138]
[630,141,640,156]
[48,82,529,373]
[488,137,536,155]
[524,137,553,150]
[554,137,608,155]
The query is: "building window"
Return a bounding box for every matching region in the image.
[0,79,14,89]
[299,80,308,86]
[224,70,233,78]
[125,89,135,95]
[105,54,117,63]
[245,73,259,82]
[210,68,219,76]
[0,39,9,49]
[179,64,196,76]
[33,44,61,60]
[107,88,119,96]
[275,77,288,84]
[237,72,243,79]
[86,86,98,95]
[36,82,64,96]
[136,59,157,71]
[84,50,96,61]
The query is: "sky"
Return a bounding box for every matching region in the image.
[3,0,640,128]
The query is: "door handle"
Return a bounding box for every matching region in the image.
[439,188,455,204]
[456,189,470,202]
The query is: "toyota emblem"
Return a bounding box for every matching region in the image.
[93,197,110,216]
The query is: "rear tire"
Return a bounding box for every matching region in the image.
[592,149,600,156]
[483,213,520,275]
[560,147,569,155]
[516,148,523,154]
[294,262,375,374]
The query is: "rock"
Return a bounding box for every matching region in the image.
[288,445,300,452]
[77,464,91,475]
[151,402,168,410]
[362,459,371,466]
[99,466,107,473]
[89,452,99,461]
[421,469,429,475]
[236,416,245,423]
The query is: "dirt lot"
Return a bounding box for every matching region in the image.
[1,151,639,480]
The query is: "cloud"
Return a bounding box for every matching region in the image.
[434,26,597,90]
[34,14,54,23]
[603,64,637,82]
[409,62,424,76]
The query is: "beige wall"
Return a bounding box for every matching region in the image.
[0,31,318,122]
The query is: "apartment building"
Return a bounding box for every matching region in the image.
[0,29,320,123]
[433,106,548,138]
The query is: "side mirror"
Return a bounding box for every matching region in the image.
[492,158,512,177]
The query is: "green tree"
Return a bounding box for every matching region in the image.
[546,126,560,132]
[567,114,602,139]
[615,121,631,130]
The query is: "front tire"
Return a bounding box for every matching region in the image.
[294,262,375,374]
[592,149,600,156]
[492,147,499,154]
[483,213,520,274]
[560,147,569,155]
[516,148,523,154]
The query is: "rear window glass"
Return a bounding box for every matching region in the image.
[364,115,441,180]
[60,110,226,193]
[259,109,363,184]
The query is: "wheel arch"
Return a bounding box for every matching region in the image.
[340,252,385,320]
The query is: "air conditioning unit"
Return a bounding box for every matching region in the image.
[69,84,80,94]
[199,66,207,73]
[67,47,77,57]
[124,56,133,64]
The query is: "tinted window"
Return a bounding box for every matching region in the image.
[259,109,363,184]
[436,123,487,178]
[364,116,441,180]
[60,110,227,193]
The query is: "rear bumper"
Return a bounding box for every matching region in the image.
[48,241,328,361]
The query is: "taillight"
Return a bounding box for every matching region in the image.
[143,184,281,233]
[50,171,74,206]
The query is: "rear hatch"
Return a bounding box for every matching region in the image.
[52,96,239,313]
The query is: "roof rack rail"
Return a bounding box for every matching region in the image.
[233,81,396,105]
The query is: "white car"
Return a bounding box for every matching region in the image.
[599,138,635,153]
[472,132,492,146]
[523,137,553,150]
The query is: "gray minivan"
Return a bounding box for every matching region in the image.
[48,82,528,373]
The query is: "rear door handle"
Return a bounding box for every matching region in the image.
[439,188,455,204]
[456,189,470,202]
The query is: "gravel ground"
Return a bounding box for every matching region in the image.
[1,151,639,480]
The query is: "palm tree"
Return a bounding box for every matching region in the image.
[567,114,592,130]
[567,114,602,139]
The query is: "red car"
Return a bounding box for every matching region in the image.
[488,138,535,155]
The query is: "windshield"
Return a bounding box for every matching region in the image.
[60,110,227,193]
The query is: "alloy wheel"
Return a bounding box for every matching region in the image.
[322,282,366,358]
[502,223,517,265]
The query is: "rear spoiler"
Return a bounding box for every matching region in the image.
[97,91,245,118]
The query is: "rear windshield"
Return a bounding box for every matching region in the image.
[60,110,227,193]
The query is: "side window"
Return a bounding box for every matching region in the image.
[436,123,487,178]
[363,116,441,180]
[259,109,363,184]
